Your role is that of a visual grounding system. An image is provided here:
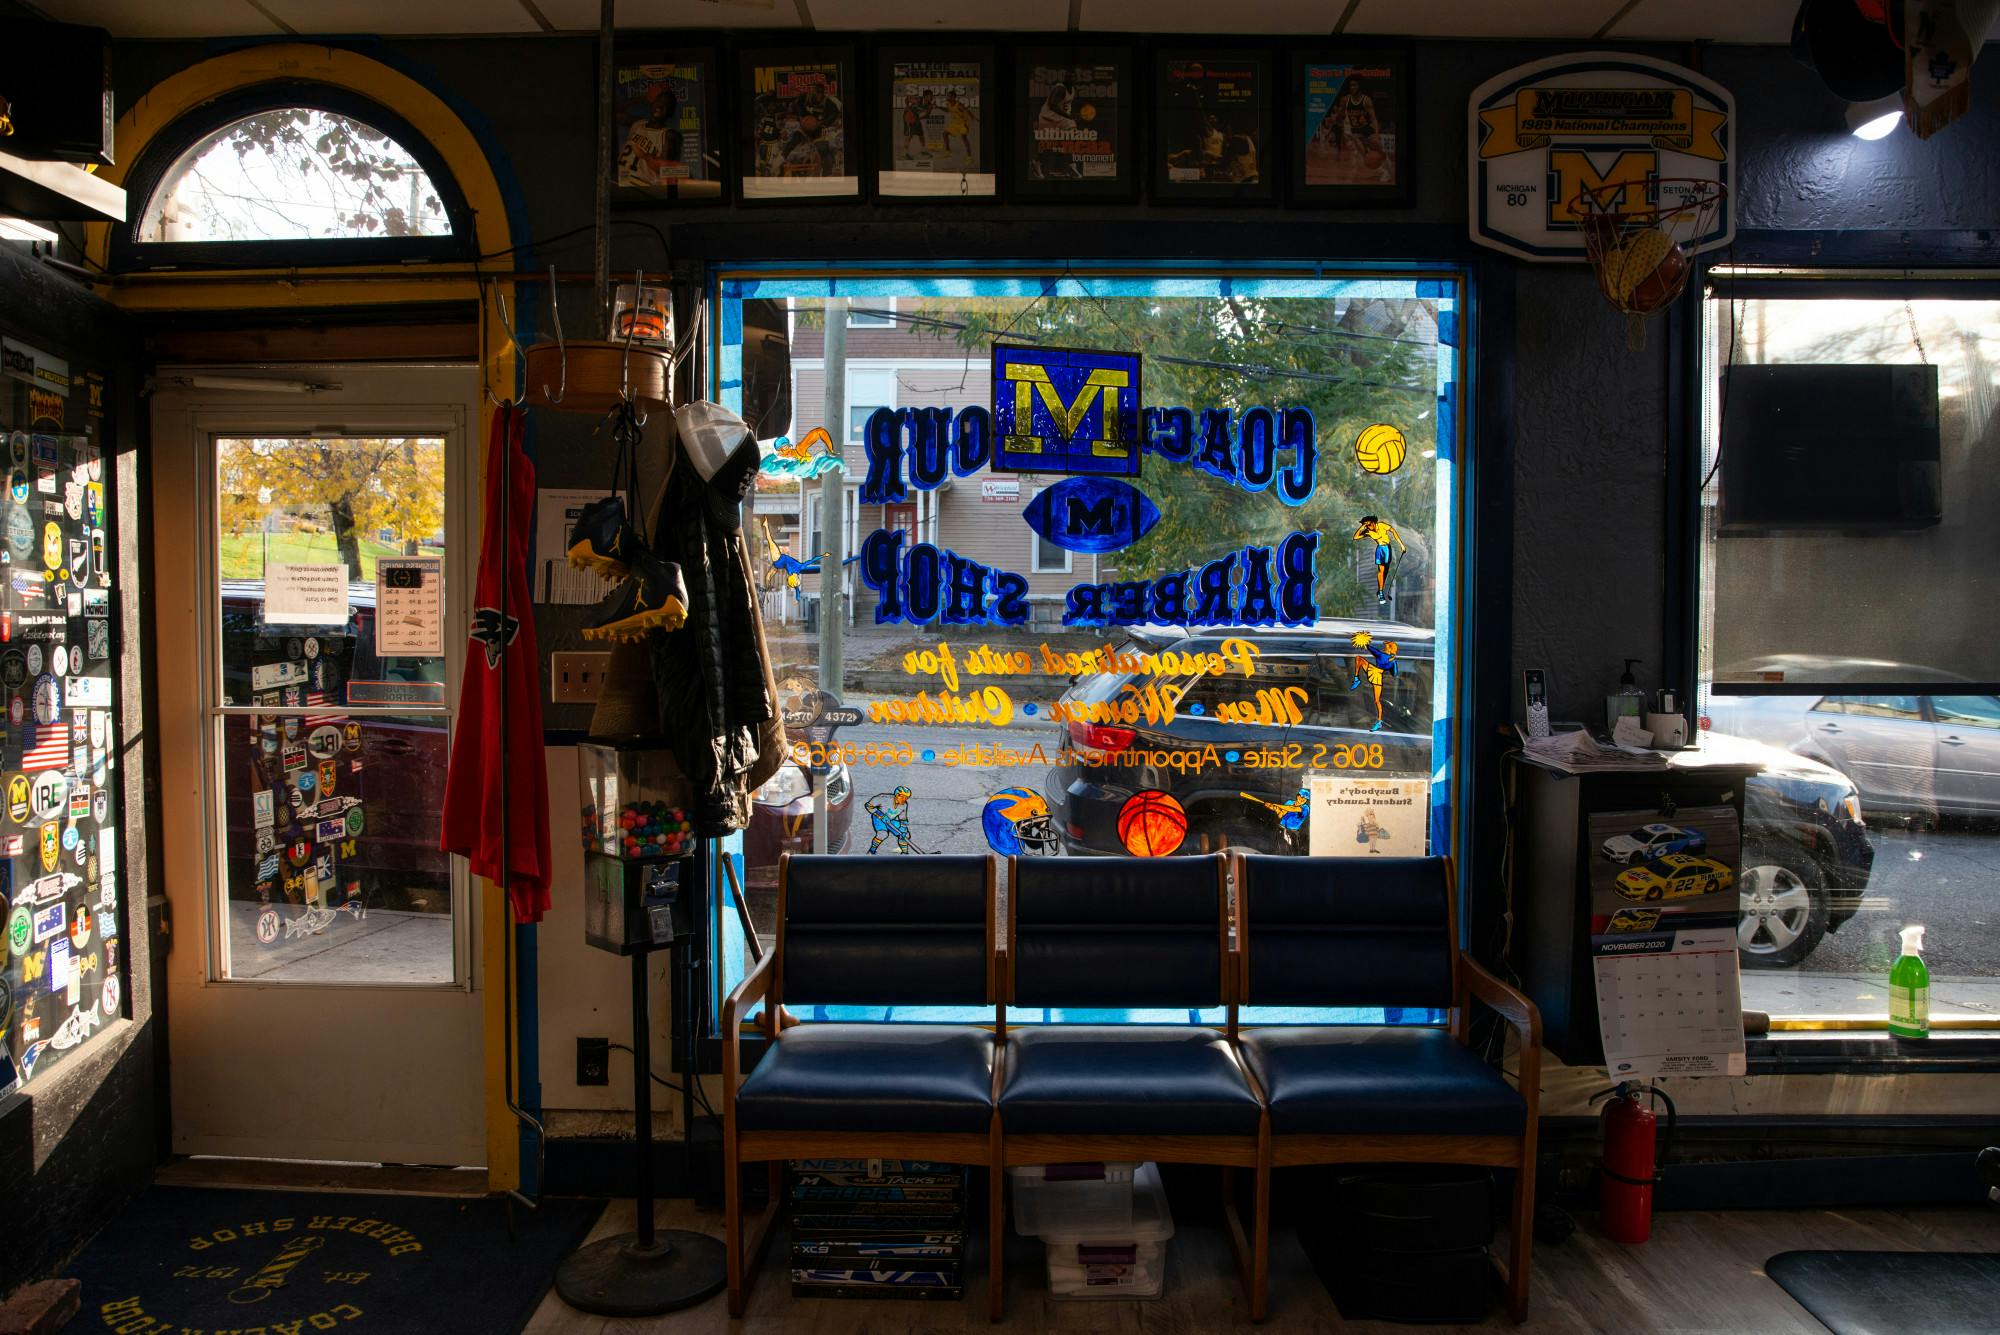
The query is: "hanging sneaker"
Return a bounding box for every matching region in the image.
[583,552,689,642]
[566,495,642,581]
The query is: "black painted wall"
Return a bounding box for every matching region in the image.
[110,34,1999,730]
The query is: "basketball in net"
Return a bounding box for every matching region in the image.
[1574,178,1725,350]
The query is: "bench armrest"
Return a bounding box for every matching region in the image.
[1457,953,1541,1108]
[722,951,775,1091]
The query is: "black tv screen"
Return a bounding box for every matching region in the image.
[1719,364,1940,530]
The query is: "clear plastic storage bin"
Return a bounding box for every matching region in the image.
[1041,1162,1175,1300]
[1009,1160,1141,1238]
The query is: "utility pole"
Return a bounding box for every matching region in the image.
[814,299,849,857]
[818,298,848,701]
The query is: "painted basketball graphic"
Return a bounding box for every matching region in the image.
[1117,789,1188,857]
[1354,423,1407,475]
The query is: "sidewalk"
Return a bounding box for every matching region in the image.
[1741,969,2000,1020]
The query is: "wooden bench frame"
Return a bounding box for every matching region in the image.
[1233,852,1542,1322]
[721,853,1005,1319]
[1001,853,1270,1318]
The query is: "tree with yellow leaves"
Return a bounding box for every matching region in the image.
[218,436,444,578]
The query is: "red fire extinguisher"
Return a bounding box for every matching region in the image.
[1592,1082,1676,1244]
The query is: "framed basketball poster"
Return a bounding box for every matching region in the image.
[738,45,861,203]
[1012,44,1136,202]
[1151,48,1276,203]
[1290,47,1413,206]
[611,48,722,203]
[876,45,997,201]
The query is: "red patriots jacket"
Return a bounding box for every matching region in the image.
[441,403,551,923]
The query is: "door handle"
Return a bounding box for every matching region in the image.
[1942,735,1966,746]
[1819,723,1842,733]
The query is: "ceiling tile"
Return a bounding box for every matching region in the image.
[1079,0,1345,33]
[811,0,1070,29]
[1606,0,1800,43]
[1345,0,1625,38]
[49,0,281,39]
[260,0,541,34]
[537,0,802,28]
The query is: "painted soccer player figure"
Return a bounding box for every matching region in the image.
[1353,514,1405,606]
[1348,630,1400,733]
[865,786,917,854]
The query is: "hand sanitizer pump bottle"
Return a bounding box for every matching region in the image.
[1889,925,1930,1039]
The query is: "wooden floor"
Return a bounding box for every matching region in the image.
[522,1197,2000,1333]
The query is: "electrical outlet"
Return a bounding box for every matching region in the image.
[576,1036,609,1087]
[552,652,612,704]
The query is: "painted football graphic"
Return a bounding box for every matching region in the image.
[1020,477,1161,555]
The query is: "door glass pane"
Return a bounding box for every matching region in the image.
[211,431,454,985]
[217,436,448,707]
[216,713,453,983]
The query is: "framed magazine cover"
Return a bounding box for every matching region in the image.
[875,45,997,201]
[610,47,723,203]
[1011,44,1136,202]
[1289,47,1413,206]
[737,44,862,203]
[1150,48,1276,203]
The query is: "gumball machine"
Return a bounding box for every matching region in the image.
[576,742,695,954]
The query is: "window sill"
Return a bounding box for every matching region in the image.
[1747,1029,2000,1075]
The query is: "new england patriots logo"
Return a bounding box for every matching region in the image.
[470,607,520,668]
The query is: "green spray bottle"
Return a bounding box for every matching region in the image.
[1888,924,1929,1039]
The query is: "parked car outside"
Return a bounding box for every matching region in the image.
[743,760,852,888]
[1704,693,2000,821]
[1044,622,1435,857]
[1043,631,1875,968]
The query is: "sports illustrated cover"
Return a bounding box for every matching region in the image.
[749,61,847,182]
[1162,58,1263,185]
[890,60,981,174]
[614,60,713,193]
[1026,61,1120,181]
[1303,60,1399,187]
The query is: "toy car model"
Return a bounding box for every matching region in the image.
[1601,822,1707,864]
[1614,853,1736,903]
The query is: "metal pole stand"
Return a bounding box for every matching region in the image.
[554,938,725,1314]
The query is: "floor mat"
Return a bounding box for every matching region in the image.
[65,1185,599,1335]
[1766,1250,2000,1335]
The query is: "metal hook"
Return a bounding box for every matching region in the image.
[541,263,566,406]
[619,268,647,428]
[482,278,525,410]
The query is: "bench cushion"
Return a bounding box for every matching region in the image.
[736,1024,996,1133]
[1238,1027,1525,1137]
[1000,1026,1262,1135]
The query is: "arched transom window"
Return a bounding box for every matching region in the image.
[136,107,454,244]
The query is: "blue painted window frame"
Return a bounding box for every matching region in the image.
[705,261,1476,1030]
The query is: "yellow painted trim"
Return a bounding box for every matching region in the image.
[96,44,525,1191]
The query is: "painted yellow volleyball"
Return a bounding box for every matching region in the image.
[1354,423,1407,475]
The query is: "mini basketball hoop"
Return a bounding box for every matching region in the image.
[1574,178,1726,350]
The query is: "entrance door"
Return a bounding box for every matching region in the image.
[152,367,485,1165]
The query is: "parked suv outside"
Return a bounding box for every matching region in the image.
[1045,622,1434,857]
[1044,626,1875,967]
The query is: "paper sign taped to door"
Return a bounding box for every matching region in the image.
[376,557,443,657]
[264,563,350,626]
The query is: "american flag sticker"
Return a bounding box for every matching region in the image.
[20,722,66,770]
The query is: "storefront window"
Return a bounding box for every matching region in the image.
[1697,281,2000,1025]
[717,266,1466,1024]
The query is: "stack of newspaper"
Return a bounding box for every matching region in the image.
[1518,726,1669,775]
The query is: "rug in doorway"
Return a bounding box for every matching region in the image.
[1766,1249,2000,1335]
[66,1185,598,1335]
